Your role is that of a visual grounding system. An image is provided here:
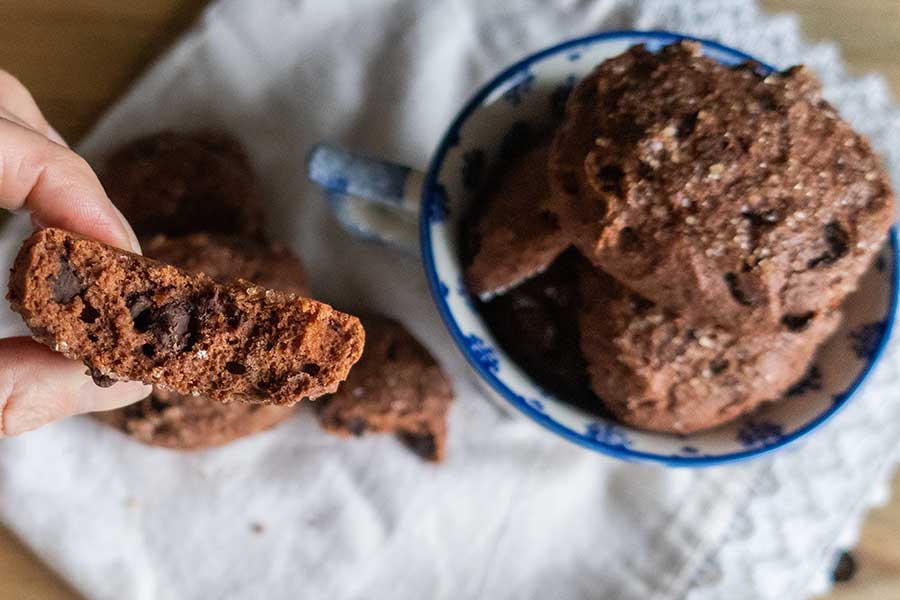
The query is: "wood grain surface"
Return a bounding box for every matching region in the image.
[0,1,898,598]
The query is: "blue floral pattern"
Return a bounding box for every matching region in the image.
[585,421,632,449]
[457,275,473,307]
[464,334,499,374]
[849,320,888,360]
[502,70,534,105]
[786,365,823,397]
[426,184,449,223]
[737,421,784,448]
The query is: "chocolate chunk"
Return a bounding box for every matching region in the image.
[676,111,699,138]
[597,164,624,195]
[225,361,246,375]
[127,293,153,321]
[781,312,815,332]
[809,221,851,268]
[79,303,100,324]
[724,272,754,306]
[85,362,116,387]
[301,363,320,376]
[832,551,857,583]
[399,432,437,461]
[52,257,84,304]
[347,418,367,437]
[153,301,193,353]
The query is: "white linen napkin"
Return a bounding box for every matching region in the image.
[1,1,899,598]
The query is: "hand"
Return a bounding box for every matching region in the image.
[0,69,150,437]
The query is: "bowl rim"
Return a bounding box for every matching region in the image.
[419,29,900,466]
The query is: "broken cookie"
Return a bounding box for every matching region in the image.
[94,233,309,448]
[8,228,364,404]
[316,315,453,462]
[464,137,569,297]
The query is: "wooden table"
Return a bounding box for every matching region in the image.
[1,1,899,598]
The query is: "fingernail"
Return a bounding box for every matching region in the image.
[111,203,142,255]
[46,125,69,148]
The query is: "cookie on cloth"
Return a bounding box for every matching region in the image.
[316,315,453,462]
[101,130,265,238]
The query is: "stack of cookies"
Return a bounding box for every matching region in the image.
[467,42,895,434]
[92,132,320,449]
[11,130,454,460]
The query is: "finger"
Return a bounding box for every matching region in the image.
[0,337,150,437]
[0,117,140,253]
[0,69,59,143]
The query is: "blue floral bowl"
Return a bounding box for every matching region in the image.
[310,30,899,466]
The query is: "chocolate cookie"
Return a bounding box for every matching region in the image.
[316,316,453,462]
[142,233,309,297]
[577,265,841,434]
[464,138,569,296]
[94,389,296,451]
[478,249,594,410]
[101,131,265,238]
[550,42,895,329]
[94,234,309,449]
[8,228,364,404]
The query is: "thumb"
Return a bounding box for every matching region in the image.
[0,337,150,437]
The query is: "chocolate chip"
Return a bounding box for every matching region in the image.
[676,111,699,138]
[781,312,815,332]
[52,257,85,304]
[141,343,156,358]
[824,221,850,259]
[724,272,754,306]
[756,91,778,111]
[631,294,655,313]
[742,209,780,228]
[79,303,100,324]
[127,294,154,330]
[347,418,367,437]
[124,400,149,419]
[808,221,850,268]
[301,363,320,376]
[832,551,857,583]
[223,300,242,329]
[155,301,193,353]
[84,362,116,387]
[618,227,642,253]
[399,432,438,461]
[597,164,624,195]
[710,358,730,374]
[149,395,172,412]
[225,361,246,375]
